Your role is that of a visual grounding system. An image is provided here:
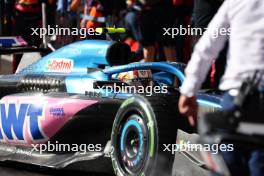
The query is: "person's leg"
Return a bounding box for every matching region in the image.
[220,93,250,175]
[124,11,144,60]
[124,11,142,42]
[157,2,177,62]
[221,144,250,176]
[139,8,156,62]
[163,46,177,62]
[143,46,155,62]
[248,150,264,176]
[4,0,15,35]
[26,16,41,46]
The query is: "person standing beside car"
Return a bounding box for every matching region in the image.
[122,0,144,61]
[56,0,81,47]
[178,0,264,175]
[138,0,177,62]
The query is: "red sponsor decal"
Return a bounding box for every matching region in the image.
[47,59,73,72]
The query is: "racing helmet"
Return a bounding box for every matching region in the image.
[118,70,153,88]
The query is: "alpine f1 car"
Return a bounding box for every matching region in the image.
[0,38,222,176]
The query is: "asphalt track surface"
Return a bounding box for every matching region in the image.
[0,162,114,176]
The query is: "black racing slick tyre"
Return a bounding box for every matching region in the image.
[111,94,184,176]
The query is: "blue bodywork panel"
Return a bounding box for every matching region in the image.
[3,39,222,109]
[20,40,112,74]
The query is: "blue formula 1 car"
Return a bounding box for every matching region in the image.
[0,38,222,176]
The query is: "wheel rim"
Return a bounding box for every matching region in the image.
[118,114,148,175]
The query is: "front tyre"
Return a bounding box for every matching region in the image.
[111,95,178,176]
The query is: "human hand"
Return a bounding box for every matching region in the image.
[178,95,198,126]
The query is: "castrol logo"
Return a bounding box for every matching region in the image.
[46,59,74,73]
